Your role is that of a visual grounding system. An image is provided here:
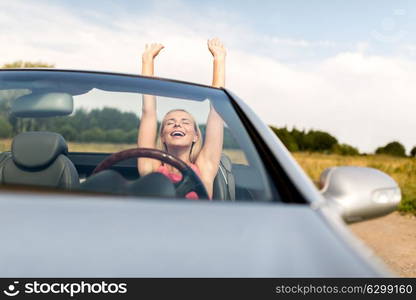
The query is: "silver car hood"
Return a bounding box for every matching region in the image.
[0,191,391,277]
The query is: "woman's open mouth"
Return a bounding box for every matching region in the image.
[170,131,185,137]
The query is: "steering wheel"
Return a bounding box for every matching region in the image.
[92,148,209,199]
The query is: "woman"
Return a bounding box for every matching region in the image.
[137,38,226,199]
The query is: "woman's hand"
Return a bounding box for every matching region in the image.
[208,38,226,88]
[142,43,165,62]
[141,43,164,76]
[138,43,164,175]
[208,38,226,60]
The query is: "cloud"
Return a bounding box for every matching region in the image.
[1,0,415,153]
[232,51,416,153]
[268,37,338,48]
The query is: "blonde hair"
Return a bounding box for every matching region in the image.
[156,109,203,163]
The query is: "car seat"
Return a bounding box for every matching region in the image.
[0,131,79,189]
[212,153,235,201]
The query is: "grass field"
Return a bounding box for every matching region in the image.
[1,138,414,214]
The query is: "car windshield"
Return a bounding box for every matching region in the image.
[0,70,275,201]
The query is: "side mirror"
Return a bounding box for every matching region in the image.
[320,166,401,223]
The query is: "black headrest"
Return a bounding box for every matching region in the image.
[12,131,68,169]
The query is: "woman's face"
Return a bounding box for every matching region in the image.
[161,111,198,148]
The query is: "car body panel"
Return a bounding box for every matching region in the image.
[0,192,390,277]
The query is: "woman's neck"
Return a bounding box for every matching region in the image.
[166,146,192,165]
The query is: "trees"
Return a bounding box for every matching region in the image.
[291,128,307,151]
[0,117,12,138]
[303,130,338,152]
[269,126,341,153]
[80,128,106,143]
[1,61,55,69]
[270,126,298,152]
[375,141,406,157]
[411,146,416,157]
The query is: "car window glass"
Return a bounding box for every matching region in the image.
[0,72,274,201]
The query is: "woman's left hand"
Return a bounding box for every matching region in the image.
[208,38,226,60]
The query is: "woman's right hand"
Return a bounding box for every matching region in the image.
[141,43,164,76]
[139,43,164,175]
[142,43,165,62]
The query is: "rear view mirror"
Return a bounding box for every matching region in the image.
[11,92,73,117]
[320,166,401,223]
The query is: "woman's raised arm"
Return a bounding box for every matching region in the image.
[196,38,226,196]
[137,43,164,176]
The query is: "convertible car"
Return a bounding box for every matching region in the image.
[0,69,401,276]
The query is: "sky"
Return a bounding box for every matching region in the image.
[0,0,415,153]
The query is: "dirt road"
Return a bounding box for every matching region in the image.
[349,212,416,277]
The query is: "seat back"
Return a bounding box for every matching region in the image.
[212,153,235,201]
[0,132,79,190]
